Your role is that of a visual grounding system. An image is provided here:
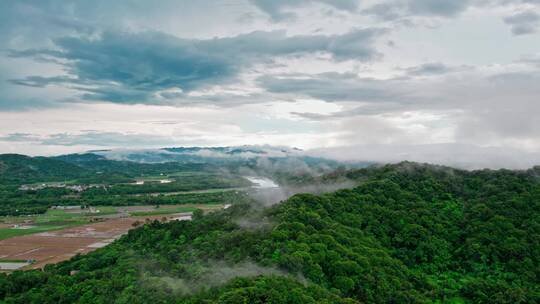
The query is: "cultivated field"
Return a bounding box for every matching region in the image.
[0,216,161,270]
[0,204,224,271]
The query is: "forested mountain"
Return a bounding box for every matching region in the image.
[0,148,349,216]
[1,162,539,303]
[0,154,89,184]
[0,154,209,185]
[0,147,353,186]
[89,146,308,164]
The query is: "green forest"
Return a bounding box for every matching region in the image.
[0,154,253,216]
[1,162,539,303]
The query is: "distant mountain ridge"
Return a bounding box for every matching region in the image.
[0,154,89,184]
[0,146,362,185]
[88,145,305,163]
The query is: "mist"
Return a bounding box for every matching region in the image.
[308,143,540,170]
[247,181,357,207]
[142,261,293,295]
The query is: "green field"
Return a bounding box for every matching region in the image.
[0,204,222,240]
[129,206,199,216]
[0,208,113,240]
[0,220,88,240]
[0,259,28,263]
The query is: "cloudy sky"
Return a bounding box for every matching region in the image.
[1,0,539,168]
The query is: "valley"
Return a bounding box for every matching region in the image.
[0,204,229,271]
[1,213,181,271]
[0,150,539,303]
[2,2,538,302]
[0,150,295,273]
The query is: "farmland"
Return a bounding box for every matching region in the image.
[0,156,262,271]
[0,209,95,240]
[0,203,225,270]
[0,204,224,240]
[1,216,152,270]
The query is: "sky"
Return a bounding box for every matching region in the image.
[0,0,539,168]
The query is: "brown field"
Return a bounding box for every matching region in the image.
[0,213,190,270]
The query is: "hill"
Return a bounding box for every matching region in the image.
[0,147,359,189]
[0,154,89,184]
[0,146,349,186]
[1,162,539,303]
[0,147,351,216]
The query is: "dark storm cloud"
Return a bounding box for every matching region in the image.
[8,76,79,88]
[0,69,61,111]
[504,11,540,35]
[0,0,227,44]
[10,29,384,104]
[0,1,93,45]
[259,72,412,103]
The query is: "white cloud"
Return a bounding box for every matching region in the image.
[0,0,539,169]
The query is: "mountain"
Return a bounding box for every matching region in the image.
[54,146,341,166]
[0,154,89,184]
[81,146,348,171]
[1,162,538,303]
[0,146,362,186]
[54,153,107,163]
[103,146,301,163]
[54,146,364,181]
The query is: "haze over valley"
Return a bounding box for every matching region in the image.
[1,1,540,303]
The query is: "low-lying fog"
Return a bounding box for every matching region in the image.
[244,176,279,189]
[245,175,355,207]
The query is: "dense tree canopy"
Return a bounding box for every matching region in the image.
[1,162,539,303]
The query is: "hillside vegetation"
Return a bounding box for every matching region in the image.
[1,162,539,303]
[0,154,89,184]
[0,150,350,216]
